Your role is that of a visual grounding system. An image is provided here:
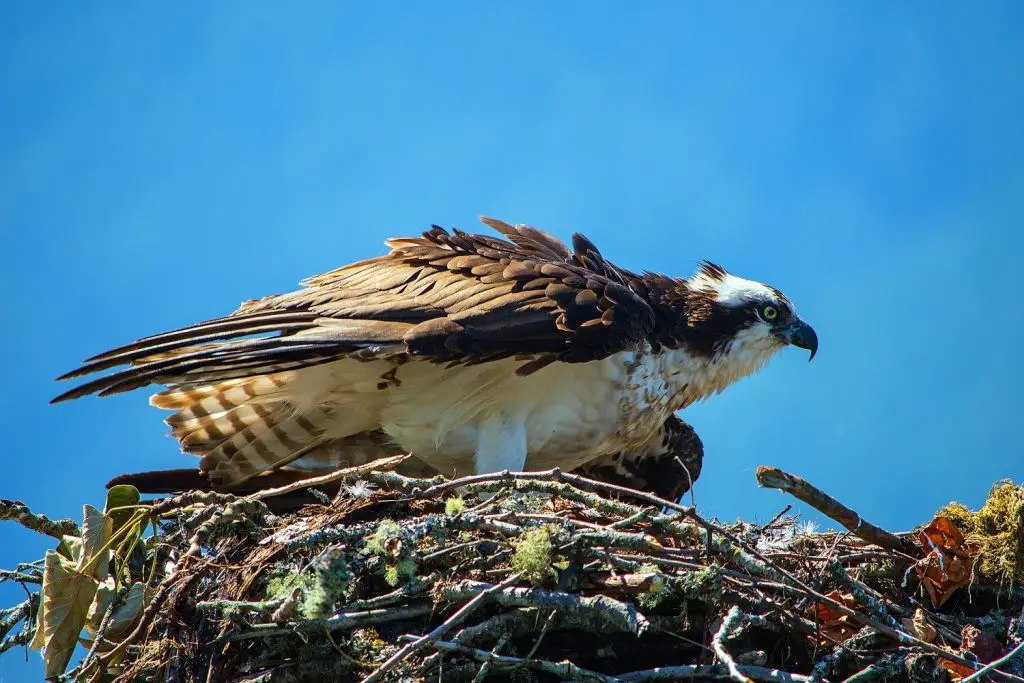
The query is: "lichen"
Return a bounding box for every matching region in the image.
[636,564,671,609]
[678,564,724,604]
[364,518,418,587]
[512,525,557,585]
[444,496,465,516]
[938,480,1024,586]
[364,519,403,556]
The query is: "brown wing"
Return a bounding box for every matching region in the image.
[53,218,655,402]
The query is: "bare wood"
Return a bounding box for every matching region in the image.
[407,636,619,683]
[359,572,523,683]
[712,606,754,683]
[0,499,80,539]
[244,454,411,502]
[755,467,917,555]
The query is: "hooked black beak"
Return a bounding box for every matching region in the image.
[779,319,818,361]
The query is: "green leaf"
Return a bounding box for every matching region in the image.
[85,580,152,642]
[30,504,114,678]
[31,550,100,678]
[80,505,112,581]
[104,485,140,534]
[58,535,83,563]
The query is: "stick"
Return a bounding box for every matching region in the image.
[755,467,917,555]
[619,664,812,682]
[223,604,434,642]
[712,606,754,683]
[359,572,522,683]
[406,636,618,682]
[961,640,1024,683]
[0,499,80,539]
[244,454,411,502]
[438,579,649,636]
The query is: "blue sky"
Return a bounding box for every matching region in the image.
[2,3,1022,679]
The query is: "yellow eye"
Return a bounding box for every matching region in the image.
[763,305,778,320]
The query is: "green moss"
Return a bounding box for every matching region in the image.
[512,526,557,585]
[678,565,723,603]
[444,496,465,516]
[364,519,418,587]
[938,480,1024,586]
[264,570,304,602]
[636,564,672,609]
[364,519,403,556]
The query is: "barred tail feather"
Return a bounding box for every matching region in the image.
[153,374,292,411]
[174,403,284,454]
[198,405,336,487]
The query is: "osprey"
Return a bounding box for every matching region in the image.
[54,218,816,502]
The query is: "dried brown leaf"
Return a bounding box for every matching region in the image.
[915,516,978,607]
[807,590,860,643]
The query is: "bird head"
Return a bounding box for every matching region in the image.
[680,261,817,368]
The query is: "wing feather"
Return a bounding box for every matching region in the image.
[55,218,656,401]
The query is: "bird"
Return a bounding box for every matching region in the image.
[53,217,816,502]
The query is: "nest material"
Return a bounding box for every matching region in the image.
[3,464,1024,683]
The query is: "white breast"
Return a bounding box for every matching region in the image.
[304,334,780,476]
[375,344,700,474]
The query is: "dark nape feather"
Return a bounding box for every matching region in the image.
[697,260,728,281]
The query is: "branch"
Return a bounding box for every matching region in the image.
[961,640,1024,683]
[224,604,434,642]
[438,579,649,636]
[359,572,522,683]
[619,664,811,682]
[0,499,80,539]
[712,606,754,683]
[407,636,619,683]
[755,467,917,555]
[245,454,413,502]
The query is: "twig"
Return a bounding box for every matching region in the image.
[195,597,286,615]
[73,584,132,680]
[619,663,812,682]
[345,574,438,611]
[471,633,510,683]
[0,568,42,584]
[0,628,32,656]
[359,572,522,683]
[755,468,917,555]
[712,606,754,683]
[0,597,34,641]
[224,603,434,642]
[962,640,1024,683]
[761,505,794,532]
[404,636,618,682]
[438,579,649,635]
[246,454,411,502]
[0,499,80,539]
[828,560,904,623]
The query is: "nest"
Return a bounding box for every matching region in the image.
[2,459,1023,682]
